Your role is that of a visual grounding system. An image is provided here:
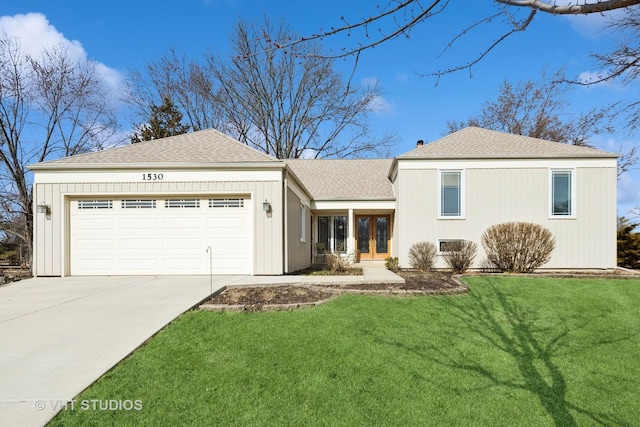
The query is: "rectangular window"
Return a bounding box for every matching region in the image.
[440,170,463,217]
[300,205,307,243]
[78,200,113,209]
[333,216,347,252]
[165,199,200,208]
[551,170,573,216]
[209,198,245,208]
[439,239,463,253]
[121,199,156,209]
[317,216,330,254]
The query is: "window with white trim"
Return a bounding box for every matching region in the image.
[550,170,574,217]
[440,170,463,217]
[317,215,348,253]
[300,205,307,243]
[438,239,463,253]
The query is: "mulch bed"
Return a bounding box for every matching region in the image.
[199,270,467,312]
[206,285,332,306]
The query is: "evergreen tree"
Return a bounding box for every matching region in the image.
[131,96,190,143]
[617,217,640,269]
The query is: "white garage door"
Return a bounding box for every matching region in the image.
[70,196,252,275]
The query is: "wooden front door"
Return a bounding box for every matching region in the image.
[356,215,390,260]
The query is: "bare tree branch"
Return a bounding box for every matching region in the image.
[262,0,640,79]
[496,0,640,14]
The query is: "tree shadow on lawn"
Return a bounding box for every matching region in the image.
[371,287,633,427]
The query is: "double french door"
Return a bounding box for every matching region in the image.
[356,215,390,260]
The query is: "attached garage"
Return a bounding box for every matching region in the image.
[30,129,290,277]
[69,196,252,275]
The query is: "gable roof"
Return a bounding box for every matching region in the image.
[30,129,280,169]
[398,127,619,159]
[286,159,394,200]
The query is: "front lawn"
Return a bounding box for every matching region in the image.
[50,277,640,426]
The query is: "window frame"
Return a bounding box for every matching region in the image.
[300,204,307,243]
[438,169,465,219]
[549,169,576,219]
[316,215,348,253]
[438,239,464,254]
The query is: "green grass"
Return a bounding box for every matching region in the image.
[49,277,640,426]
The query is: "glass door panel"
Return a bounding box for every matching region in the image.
[357,217,370,255]
[375,217,388,254]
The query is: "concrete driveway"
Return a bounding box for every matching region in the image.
[0,275,248,427]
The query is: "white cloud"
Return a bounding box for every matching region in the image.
[361,76,394,116]
[560,5,625,39]
[368,94,393,115]
[576,70,617,87]
[0,13,122,92]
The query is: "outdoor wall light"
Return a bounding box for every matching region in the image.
[262,200,272,212]
[36,203,51,215]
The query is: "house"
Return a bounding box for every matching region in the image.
[29,127,618,276]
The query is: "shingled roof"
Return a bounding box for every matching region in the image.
[30,129,279,168]
[398,127,619,159]
[286,159,394,200]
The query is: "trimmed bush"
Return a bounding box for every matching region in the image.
[481,222,555,273]
[441,240,477,273]
[384,256,400,272]
[408,241,437,272]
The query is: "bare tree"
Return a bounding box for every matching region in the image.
[445,72,637,178]
[125,47,224,133]
[0,35,118,262]
[447,72,614,144]
[582,9,640,129]
[204,18,395,159]
[267,1,640,79]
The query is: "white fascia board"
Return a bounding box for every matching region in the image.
[311,200,396,211]
[287,179,311,206]
[34,169,283,184]
[396,158,617,170]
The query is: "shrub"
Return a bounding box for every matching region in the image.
[481,222,555,273]
[441,240,477,273]
[327,251,356,272]
[408,241,437,272]
[384,256,400,272]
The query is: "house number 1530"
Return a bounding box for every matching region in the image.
[142,173,164,181]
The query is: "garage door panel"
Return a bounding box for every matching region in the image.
[163,237,203,249]
[70,197,252,275]
[119,258,161,272]
[76,238,115,251]
[119,217,159,230]
[75,218,116,231]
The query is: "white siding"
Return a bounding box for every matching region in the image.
[33,178,284,276]
[395,163,617,270]
[285,188,312,273]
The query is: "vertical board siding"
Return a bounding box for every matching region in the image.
[34,179,284,276]
[286,188,311,272]
[396,166,617,270]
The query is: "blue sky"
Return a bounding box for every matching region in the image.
[1,1,638,216]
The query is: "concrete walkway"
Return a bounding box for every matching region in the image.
[0,264,402,427]
[0,275,246,427]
